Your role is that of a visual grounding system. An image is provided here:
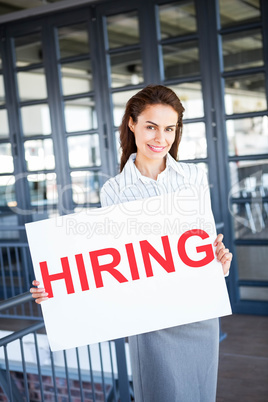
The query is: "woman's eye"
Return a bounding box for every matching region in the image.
[166,127,174,132]
[147,125,155,130]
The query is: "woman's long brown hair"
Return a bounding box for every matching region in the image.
[119,84,185,172]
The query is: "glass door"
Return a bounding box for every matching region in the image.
[0,0,267,313]
[217,0,268,312]
[96,0,268,314]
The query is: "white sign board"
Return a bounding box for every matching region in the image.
[26,192,232,351]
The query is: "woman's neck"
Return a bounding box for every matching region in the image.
[134,154,166,180]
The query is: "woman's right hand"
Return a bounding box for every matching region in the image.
[30,280,49,304]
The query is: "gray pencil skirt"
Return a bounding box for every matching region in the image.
[128,318,219,402]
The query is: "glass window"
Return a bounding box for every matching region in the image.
[71,171,101,204]
[110,50,143,88]
[222,29,263,72]
[106,11,140,49]
[0,143,13,173]
[0,53,2,69]
[67,134,101,168]
[21,104,51,136]
[229,160,268,191]
[17,69,47,101]
[112,89,138,127]
[162,41,200,80]
[229,160,268,231]
[219,0,260,28]
[27,173,58,218]
[158,1,197,39]
[232,202,268,239]
[226,117,268,157]
[24,139,55,171]
[224,73,266,114]
[0,109,9,137]
[57,24,90,59]
[0,176,15,207]
[114,130,121,164]
[64,98,97,132]
[169,82,204,119]
[61,60,93,96]
[0,74,5,105]
[0,213,19,236]
[15,32,43,67]
[178,122,207,160]
[239,286,268,301]
[229,160,268,236]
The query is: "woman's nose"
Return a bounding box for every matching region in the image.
[155,130,165,143]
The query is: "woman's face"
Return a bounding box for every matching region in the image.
[128,104,178,163]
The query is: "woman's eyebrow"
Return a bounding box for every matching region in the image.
[145,120,176,127]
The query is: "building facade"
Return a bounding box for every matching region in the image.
[0,0,267,315]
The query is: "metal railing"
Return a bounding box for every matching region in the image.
[0,293,133,402]
[0,240,42,320]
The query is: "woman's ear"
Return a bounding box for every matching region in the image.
[128,117,134,132]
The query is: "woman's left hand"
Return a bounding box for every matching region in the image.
[214,234,232,276]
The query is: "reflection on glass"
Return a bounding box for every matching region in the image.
[239,286,268,301]
[17,69,47,101]
[229,160,268,194]
[57,24,90,59]
[178,122,207,160]
[0,143,13,173]
[222,29,263,71]
[106,11,140,49]
[0,54,2,69]
[0,74,5,105]
[21,104,51,136]
[112,89,138,126]
[0,109,9,137]
[68,134,101,168]
[224,73,266,114]
[158,1,197,39]
[15,32,43,67]
[169,82,203,119]
[219,0,260,28]
[24,139,55,171]
[0,176,15,207]
[71,171,101,204]
[162,41,200,80]
[227,117,268,157]
[61,60,93,96]
[229,160,268,234]
[27,173,58,218]
[64,98,97,132]
[233,201,268,239]
[110,50,143,88]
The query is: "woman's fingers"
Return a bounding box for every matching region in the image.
[33,294,49,304]
[214,233,223,247]
[30,289,49,303]
[30,280,48,303]
[214,233,232,275]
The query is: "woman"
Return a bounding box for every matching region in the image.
[31,85,232,402]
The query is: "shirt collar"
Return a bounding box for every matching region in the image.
[119,152,186,191]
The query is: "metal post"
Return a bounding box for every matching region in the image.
[114,338,131,402]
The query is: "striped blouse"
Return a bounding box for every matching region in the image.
[100,152,210,207]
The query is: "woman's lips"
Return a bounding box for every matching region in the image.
[147,144,166,152]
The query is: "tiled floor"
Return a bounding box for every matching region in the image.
[217,314,268,402]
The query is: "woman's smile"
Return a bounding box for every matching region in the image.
[147,144,166,152]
